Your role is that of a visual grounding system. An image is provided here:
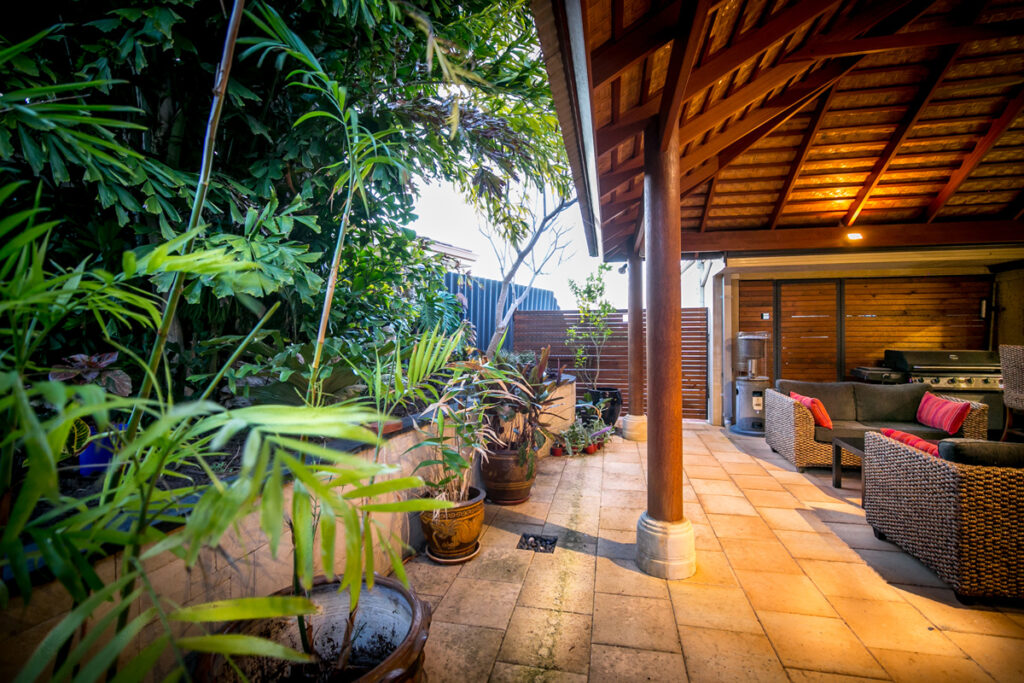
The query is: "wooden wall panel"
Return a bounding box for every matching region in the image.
[513,308,709,419]
[735,275,993,384]
[778,281,839,382]
[736,280,775,381]
[843,276,991,374]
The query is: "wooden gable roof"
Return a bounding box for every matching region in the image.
[534,0,1024,260]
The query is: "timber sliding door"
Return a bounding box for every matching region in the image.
[775,280,841,382]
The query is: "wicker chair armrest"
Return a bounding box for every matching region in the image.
[765,389,814,436]
[933,393,988,439]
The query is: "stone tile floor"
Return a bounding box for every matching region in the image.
[407,421,1024,682]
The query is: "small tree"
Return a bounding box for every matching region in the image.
[483,192,577,357]
[566,263,614,387]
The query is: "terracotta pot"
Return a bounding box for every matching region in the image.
[584,444,597,454]
[194,575,430,682]
[550,446,565,457]
[480,448,536,505]
[419,487,485,563]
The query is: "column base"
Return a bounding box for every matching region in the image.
[635,511,696,579]
[620,414,647,441]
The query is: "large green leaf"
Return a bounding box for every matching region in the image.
[176,634,312,663]
[170,596,319,623]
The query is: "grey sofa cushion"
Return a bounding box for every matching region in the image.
[776,380,857,421]
[814,420,869,442]
[854,382,930,422]
[937,439,1024,468]
[861,421,949,440]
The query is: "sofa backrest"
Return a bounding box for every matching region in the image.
[775,380,856,421]
[938,439,1024,468]
[853,382,930,423]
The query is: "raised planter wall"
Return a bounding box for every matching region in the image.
[0,426,433,681]
[0,381,577,681]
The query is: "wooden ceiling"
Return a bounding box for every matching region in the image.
[549,0,1024,260]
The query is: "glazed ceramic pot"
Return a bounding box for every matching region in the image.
[480,448,536,505]
[419,487,485,563]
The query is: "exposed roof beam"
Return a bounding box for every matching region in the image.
[593,0,915,161]
[680,57,859,183]
[596,98,659,156]
[676,62,811,148]
[684,0,842,98]
[598,156,644,197]
[676,0,924,148]
[925,85,1024,221]
[700,176,718,233]
[590,1,683,90]
[680,220,1024,253]
[784,20,1024,62]
[633,203,645,256]
[768,88,836,229]
[659,0,711,151]
[842,46,960,226]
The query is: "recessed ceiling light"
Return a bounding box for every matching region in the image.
[846,232,863,241]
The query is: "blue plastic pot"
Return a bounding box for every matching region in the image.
[78,424,126,476]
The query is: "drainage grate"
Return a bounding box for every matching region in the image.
[516,534,558,553]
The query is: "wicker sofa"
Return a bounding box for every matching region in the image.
[863,432,1024,599]
[765,380,988,470]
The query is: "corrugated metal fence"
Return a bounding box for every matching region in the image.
[513,308,710,419]
[444,272,559,350]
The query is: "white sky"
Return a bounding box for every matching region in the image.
[410,180,718,310]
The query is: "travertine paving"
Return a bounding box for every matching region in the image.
[408,421,1024,682]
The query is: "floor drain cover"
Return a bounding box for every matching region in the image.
[517,534,557,553]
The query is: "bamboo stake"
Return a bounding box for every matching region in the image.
[126,0,246,440]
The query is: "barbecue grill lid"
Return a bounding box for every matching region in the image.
[883,349,1001,372]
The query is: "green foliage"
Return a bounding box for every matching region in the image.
[566,264,615,387]
[412,356,510,503]
[483,346,566,475]
[3,0,566,392]
[0,1,573,675]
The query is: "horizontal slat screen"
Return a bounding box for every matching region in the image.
[843,276,991,374]
[513,309,709,419]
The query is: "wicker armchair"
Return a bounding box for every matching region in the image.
[863,431,1024,599]
[1000,344,1024,441]
[765,388,988,470]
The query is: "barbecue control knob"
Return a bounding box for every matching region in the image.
[930,378,940,384]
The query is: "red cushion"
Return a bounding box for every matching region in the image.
[790,392,833,430]
[916,392,971,435]
[880,428,939,456]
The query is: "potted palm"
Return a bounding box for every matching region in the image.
[413,359,504,563]
[479,346,566,504]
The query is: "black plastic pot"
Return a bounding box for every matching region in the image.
[582,386,622,427]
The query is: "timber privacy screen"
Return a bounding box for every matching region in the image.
[513,308,709,420]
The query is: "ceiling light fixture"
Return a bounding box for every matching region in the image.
[846,232,863,241]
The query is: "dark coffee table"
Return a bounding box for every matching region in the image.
[831,436,865,489]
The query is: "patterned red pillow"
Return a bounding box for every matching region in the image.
[916,392,971,435]
[790,391,833,430]
[880,428,939,456]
